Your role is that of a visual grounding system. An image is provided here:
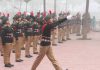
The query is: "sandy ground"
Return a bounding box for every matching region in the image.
[0,31,100,70]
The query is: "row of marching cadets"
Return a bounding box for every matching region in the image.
[0,11,43,67]
[57,11,91,43]
[0,10,91,69]
[0,11,63,68]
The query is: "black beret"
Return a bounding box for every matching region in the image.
[44,15,51,21]
[1,16,8,25]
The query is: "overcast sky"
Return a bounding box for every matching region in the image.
[0,0,100,20]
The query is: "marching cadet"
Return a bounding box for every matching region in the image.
[66,12,71,40]
[0,17,3,56]
[63,13,68,41]
[62,13,67,41]
[24,15,33,58]
[81,12,91,40]
[71,16,76,34]
[1,17,14,67]
[52,19,58,45]
[32,20,39,54]
[91,16,96,31]
[58,13,63,43]
[51,13,58,46]
[76,13,81,36]
[12,15,24,62]
[31,15,67,70]
[32,12,41,54]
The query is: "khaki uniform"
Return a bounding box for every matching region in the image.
[71,16,77,34]
[15,37,24,60]
[62,24,67,41]
[82,13,91,39]
[3,43,13,64]
[25,36,32,56]
[0,37,3,55]
[76,14,81,36]
[31,15,67,70]
[1,25,14,65]
[58,16,63,43]
[66,20,71,40]
[31,46,62,70]
[52,28,57,45]
[32,35,38,53]
[58,28,63,43]
[32,22,40,54]
[12,21,25,60]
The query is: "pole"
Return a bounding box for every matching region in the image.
[43,0,46,12]
[66,0,67,11]
[26,2,27,12]
[54,0,56,14]
[86,0,89,13]
[20,0,22,12]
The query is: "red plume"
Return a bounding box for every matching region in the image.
[24,11,27,16]
[30,11,34,16]
[37,12,40,17]
[49,10,52,14]
[3,13,5,16]
[7,13,9,17]
[43,12,46,17]
[17,12,21,16]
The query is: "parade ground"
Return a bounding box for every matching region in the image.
[0,31,100,70]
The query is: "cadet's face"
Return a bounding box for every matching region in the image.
[6,21,10,26]
[49,18,53,23]
[18,18,22,21]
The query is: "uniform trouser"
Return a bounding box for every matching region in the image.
[82,25,89,39]
[66,26,70,39]
[3,43,13,64]
[72,24,76,34]
[25,36,32,55]
[0,38,3,55]
[62,27,66,40]
[1,47,3,55]
[76,24,81,35]
[21,36,25,49]
[32,35,38,53]
[12,38,16,51]
[58,28,63,42]
[15,37,24,60]
[31,46,62,70]
[52,30,57,44]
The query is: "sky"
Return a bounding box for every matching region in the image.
[0,0,100,20]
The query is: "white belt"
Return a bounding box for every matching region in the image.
[41,39,50,42]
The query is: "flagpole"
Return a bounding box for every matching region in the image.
[43,0,46,12]
[54,0,56,14]
[66,0,67,11]
[26,2,27,12]
[86,0,89,13]
[20,0,22,12]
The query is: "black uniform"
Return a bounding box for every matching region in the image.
[1,25,14,67]
[1,26,13,45]
[40,18,67,46]
[24,21,33,38]
[31,17,67,70]
[12,22,24,40]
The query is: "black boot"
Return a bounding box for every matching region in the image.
[1,54,3,56]
[5,63,14,67]
[21,47,25,50]
[25,55,32,58]
[16,59,23,62]
[33,52,38,54]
